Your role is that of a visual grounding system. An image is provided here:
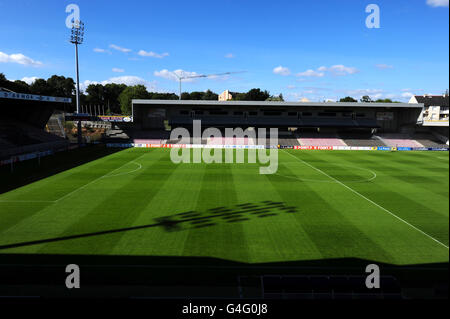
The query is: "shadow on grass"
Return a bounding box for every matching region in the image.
[0,201,297,250]
[0,199,447,299]
[0,145,122,194]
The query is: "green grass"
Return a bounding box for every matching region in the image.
[0,148,448,266]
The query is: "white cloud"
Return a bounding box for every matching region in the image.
[112,68,125,73]
[287,85,297,89]
[81,76,158,92]
[154,69,200,82]
[401,92,414,98]
[344,88,384,96]
[296,69,325,77]
[297,65,359,77]
[0,51,43,67]
[109,44,132,53]
[138,50,169,58]
[325,65,359,76]
[426,0,449,7]
[93,48,106,53]
[375,64,394,69]
[20,76,38,84]
[225,53,235,58]
[273,66,291,76]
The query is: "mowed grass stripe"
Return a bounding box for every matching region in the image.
[231,159,323,263]
[0,148,447,265]
[33,149,175,255]
[0,149,153,242]
[285,150,449,255]
[0,148,149,202]
[320,151,449,219]
[266,159,396,263]
[181,160,248,261]
[280,153,424,263]
[0,149,159,251]
[110,150,208,256]
[315,151,449,243]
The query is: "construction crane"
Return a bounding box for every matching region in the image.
[173,71,246,100]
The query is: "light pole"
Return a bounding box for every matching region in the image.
[69,20,85,145]
[174,71,246,100]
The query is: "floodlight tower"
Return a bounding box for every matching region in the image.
[174,71,246,100]
[69,20,85,145]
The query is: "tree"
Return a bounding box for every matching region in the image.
[0,73,32,93]
[231,92,247,101]
[360,95,373,103]
[245,88,270,101]
[118,85,150,114]
[148,92,178,100]
[266,93,284,101]
[180,92,191,100]
[375,98,393,103]
[85,84,105,105]
[104,83,127,114]
[202,89,218,100]
[339,96,357,102]
[30,79,53,95]
[13,80,31,93]
[0,73,8,88]
[47,75,75,97]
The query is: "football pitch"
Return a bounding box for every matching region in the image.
[0,148,448,266]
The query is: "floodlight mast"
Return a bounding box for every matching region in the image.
[174,71,246,100]
[69,20,85,145]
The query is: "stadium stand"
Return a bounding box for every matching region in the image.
[46,113,66,138]
[296,132,347,147]
[412,132,449,148]
[378,134,425,148]
[339,132,387,147]
[0,137,15,150]
[259,274,402,299]
[207,137,256,145]
[134,139,167,144]
[278,138,300,146]
[0,90,72,159]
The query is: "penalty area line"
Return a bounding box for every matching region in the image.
[283,150,449,250]
[0,151,150,204]
[55,153,148,203]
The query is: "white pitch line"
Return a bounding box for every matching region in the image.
[283,150,449,250]
[0,151,150,204]
[55,153,148,203]
[103,161,142,178]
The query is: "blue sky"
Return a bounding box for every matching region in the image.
[0,0,448,101]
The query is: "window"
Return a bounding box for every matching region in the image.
[302,112,312,116]
[180,110,189,115]
[209,110,228,115]
[234,111,244,116]
[263,111,282,116]
[249,111,258,116]
[318,112,336,117]
[288,112,297,116]
[356,113,366,117]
